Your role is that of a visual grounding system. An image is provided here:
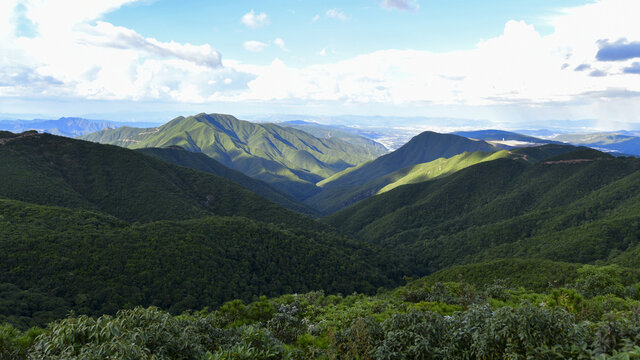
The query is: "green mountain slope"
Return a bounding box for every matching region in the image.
[136,146,318,216]
[81,113,382,200]
[318,131,498,190]
[326,148,640,277]
[0,131,309,224]
[306,150,510,214]
[0,198,391,321]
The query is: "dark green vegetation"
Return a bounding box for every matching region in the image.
[307,150,510,214]
[136,146,318,216]
[326,147,640,279]
[0,131,309,222]
[4,123,640,358]
[0,131,392,329]
[81,113,383,200]
[3,265,640,359]
[554,132,640,156]
[0,198,389,329]
[307,131,499,213]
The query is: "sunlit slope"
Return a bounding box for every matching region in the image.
[326,149,640,275]
[81,113,383,200]
[318,131,498,190]
[306,150,510,214]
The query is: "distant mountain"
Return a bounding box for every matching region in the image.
[452,129,561,149]
[136,146,318,216]
[81,113,382,200]
[278,120,388,156]
[0,117,125,137]
[553,132,640,156]
[318,131,498,190]
[325,147,640,277]
[0,131,305,224]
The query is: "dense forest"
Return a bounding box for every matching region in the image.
[2,126,640,358]
[2,265,640,359]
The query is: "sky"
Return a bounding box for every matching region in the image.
[1,0,640,129]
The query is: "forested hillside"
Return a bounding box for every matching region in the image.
[136,146,318,216]
[0,131,310,223]
[326,149,640,277]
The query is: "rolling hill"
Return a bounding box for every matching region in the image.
[304,131,499,213]
[136,146,318,216]
[306,150,511,214]
[81,113,382,200]
[0,130,394,324]
[0,198,391,324]
[0,131,311,223]
[326,147,640,277]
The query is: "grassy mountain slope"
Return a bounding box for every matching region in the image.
[326,148,640,277]
[136,146,318,216]
[0,131,310,224]
[554,132,640,156]
[0,198,391,322]
[318,131,498,190]
[306,150,510,214]
[278,120,388,156]
[81,113,382,200]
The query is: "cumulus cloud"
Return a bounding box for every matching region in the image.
[0,0,251,103]
[325,9,347,21]
[80,21,222,68]
[243,40,268,52]
[596,39,640,61]
[241,10,269,29]
[380,0,419,11]
[624,62,640,74]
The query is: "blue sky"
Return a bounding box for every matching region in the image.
[1,0,640,129]
[103,0,585,65]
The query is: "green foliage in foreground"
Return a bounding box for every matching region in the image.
[3,269,640,359]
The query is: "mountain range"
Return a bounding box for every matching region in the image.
[80,113,384,200]
[4,114,640,354]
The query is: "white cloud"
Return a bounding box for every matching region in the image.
[274,38,288,51]
[80,21,222,68]
[312,14,320,23]
[318,48,327,57]
[380,0,419,11]
[241,10,269,29]
[218,0,640,112]
[325,9,347,21]
[243,40,269,52]
[2,0,640,125]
